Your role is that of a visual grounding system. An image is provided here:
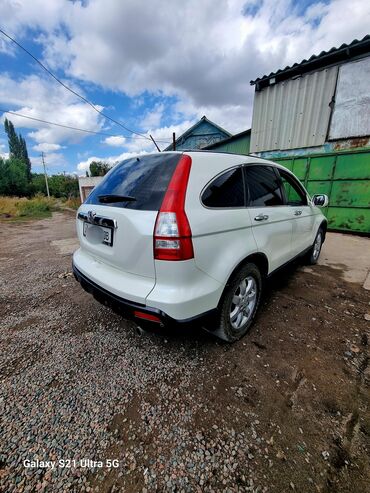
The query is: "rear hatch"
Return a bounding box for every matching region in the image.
[76,153,182,283]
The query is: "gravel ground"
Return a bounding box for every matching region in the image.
[0,212,369,492]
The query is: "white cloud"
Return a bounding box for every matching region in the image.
[1,0,369,149]
[33,142,63,152]
[0,0,72,33]
[76,150,149,174]
[140,104,165,130]
[31,0,370,131]
[0,74,105,164]
[117,120,196,154]
[103,135,126,147]
[0,143,9,160]
[75,119,198,171]
[0,37,16,56]
[1,139,10,159]
[172,99,250,134]
[30,152,67,170]
[76,120,200,172]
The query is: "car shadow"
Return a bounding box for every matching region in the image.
[131,258,306,345]
[262,258,304,301]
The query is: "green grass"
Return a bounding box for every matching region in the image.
[0,195,59,221]
[62,196,81,210]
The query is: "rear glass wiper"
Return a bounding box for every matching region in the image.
[98,194,136,203]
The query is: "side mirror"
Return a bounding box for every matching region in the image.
[312,194,329,207]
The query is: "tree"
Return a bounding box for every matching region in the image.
[4,119,21,158]
[30,173,79,198]
[0,157,6,194]
[89,161,110,177]
[0,157,28,196]
[4,118,32,181]
[30,173,47,196]
[19,134,32,181]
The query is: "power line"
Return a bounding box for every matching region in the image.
[0,108,171,143]
[0,28,152,140]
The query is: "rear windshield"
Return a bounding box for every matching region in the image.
[85,153,181,210]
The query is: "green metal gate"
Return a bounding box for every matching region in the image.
[274,149,370,233]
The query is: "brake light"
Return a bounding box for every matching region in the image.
[154,154,194,261]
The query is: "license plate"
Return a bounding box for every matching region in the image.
[83,222,113,246]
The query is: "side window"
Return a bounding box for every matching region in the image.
[279,170,307,206]
[245,165,284,207]
[202,167,245,208]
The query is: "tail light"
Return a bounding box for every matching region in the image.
[154,154,194,261]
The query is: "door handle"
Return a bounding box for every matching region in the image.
[254,214,269,222]
[294,210,302,216]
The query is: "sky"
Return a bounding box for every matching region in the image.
[0,0,369,176]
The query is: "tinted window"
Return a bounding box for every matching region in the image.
[279,170,307,206]
[202,167,245,208]
[85,153,181,210]
[245,165,283,207]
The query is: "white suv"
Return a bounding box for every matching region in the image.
[73,151,328,342]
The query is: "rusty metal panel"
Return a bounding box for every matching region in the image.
[327,208,370,233]
[332,136,370,151]
[306,181,331,197]
[331,181,370,207]
[329,56,370,139]
[335,153,370,179]
[250,66,338,153]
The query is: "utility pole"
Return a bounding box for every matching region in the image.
[172,132,176,151]
[41,152,50,198]
[149,134,161,152]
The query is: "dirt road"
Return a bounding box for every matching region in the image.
[0,212,369,492]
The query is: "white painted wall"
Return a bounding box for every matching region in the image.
[78,176,103,202]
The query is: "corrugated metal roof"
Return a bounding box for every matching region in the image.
[250,34,370,90]
[203,129,251,154]
[250,66,338,153]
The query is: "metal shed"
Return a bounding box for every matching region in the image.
[203,129,251,154]
[249,35,370,234]
[250,67,338,152]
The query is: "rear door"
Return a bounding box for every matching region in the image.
[277,168,315,256]
[77,153,181,280]
[245,165,293,272]
[190,164,256,284]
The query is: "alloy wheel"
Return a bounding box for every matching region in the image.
[313,232,322,260]
[229,276,257,330]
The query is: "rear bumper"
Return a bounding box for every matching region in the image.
[72,262,217,326]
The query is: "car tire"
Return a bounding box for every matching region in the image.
[211,263,262,342]
[306,228,324,265]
